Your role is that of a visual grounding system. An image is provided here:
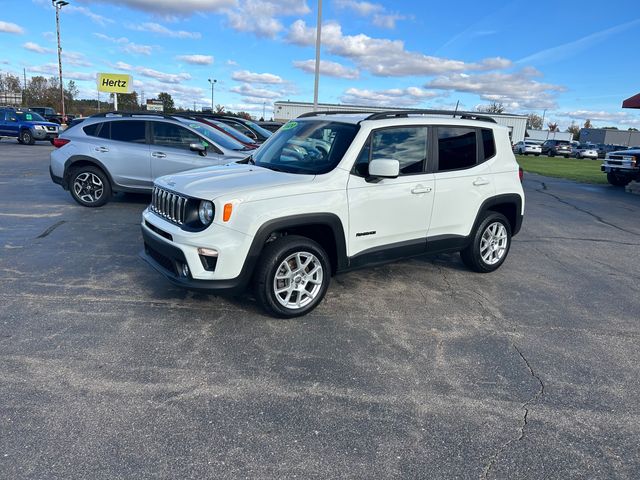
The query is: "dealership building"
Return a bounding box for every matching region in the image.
[273,101,529,142]
[579,128,640,147]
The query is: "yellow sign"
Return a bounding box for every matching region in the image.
[97,73,133,94]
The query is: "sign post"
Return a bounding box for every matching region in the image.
[97,73,133,112]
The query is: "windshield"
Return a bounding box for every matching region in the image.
[239,119,272,139]
[179,120,248,151]
[17,112,46,122]
[206,119,256,144]
[254,120,358,174]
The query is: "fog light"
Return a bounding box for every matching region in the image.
[181,263,190,277]
[197,247,218,257]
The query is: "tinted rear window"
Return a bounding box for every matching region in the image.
[437,127,477,171]
[481,129,496,159]
[110,121,146,143]
[83,123,99,137]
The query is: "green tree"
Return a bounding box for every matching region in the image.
[116,91,140,111]
[0,73,22,92]
[547,122,559,132]
[157,92,175,113]
[566,122,580,140]
[527,113,543,129]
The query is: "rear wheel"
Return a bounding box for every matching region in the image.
[69,166,111,207]
[607,172,631,187]
[20,129,35,145]
[255,235,331,318]
[460,212,512,273]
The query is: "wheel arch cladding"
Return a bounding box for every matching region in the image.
[475,194,523,236]
[64,156,114,187]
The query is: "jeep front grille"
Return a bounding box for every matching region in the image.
[150,186,188,225]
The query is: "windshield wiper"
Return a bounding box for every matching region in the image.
[238,154,255,165]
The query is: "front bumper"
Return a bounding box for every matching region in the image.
[140,209,255,294]
[32,128,58,140]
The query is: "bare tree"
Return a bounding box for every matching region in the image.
[547,122,559,132]
[583,119,592,129]
[527,113,543,129]
[476,101,505,114]
[566,122,580,140]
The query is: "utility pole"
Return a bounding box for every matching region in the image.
[262,101,266,120]
[312,0,322,111]
[52,0,68,119]
[208,78,216,112]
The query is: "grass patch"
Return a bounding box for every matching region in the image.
[515,155,607,184]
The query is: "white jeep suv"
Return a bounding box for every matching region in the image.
[140,110,525,317]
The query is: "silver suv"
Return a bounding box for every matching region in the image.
[49,112,254,207]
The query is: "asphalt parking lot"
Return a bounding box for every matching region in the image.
[1,139,640,479]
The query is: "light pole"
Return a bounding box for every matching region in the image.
[262,101,266,120]
[52,0,68,120]
[313,0,322,111]
[208,78,216,112]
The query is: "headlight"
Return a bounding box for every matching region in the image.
[34,125,45,130]
[198,200,214,226]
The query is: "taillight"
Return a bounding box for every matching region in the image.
[518,166,524,182]
[53,138,70,148]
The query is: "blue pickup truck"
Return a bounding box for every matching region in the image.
[0,107,59,145]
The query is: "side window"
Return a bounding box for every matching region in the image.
[371,127,427,175]
[482,128,496,160]
[437,127,477,172]
[83,123,100,137]
[97,122,110,139]
[110,121,146,143]
[152,122,202,150]
[353,137,371,177]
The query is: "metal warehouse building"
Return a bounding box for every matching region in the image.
[274,101,529,142]
[579,128,640,147]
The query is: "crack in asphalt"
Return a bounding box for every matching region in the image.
[36,220,66,239]
[517,236,638,246]
[482,344,545,479]
[532,181,639,236]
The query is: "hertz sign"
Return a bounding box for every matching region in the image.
[97,73,133,94]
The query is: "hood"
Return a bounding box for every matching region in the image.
[155,162,314,200]
[28,120,59,128]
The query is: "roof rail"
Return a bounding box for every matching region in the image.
[363,109,497,123]
[89,111,178,120]
[298,110,376,118]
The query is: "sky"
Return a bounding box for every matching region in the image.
[0,0,639,127]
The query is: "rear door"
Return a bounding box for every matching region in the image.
[90,120,151,189]
[150,121,227,180]
[428,127,496,238]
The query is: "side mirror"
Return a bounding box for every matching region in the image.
[368,158,399,179]
[190,143,207,156]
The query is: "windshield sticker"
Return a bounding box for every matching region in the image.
[26,114,33,120]
[282,121,297,130]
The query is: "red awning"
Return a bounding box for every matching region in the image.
[622,92,640,109]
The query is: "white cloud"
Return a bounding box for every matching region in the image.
[136,67,191,84]
[81,0,235,14]
[426,68,565,110]
[293,59,359,79]
[226,59,239,66]
[29,63,96,81]
[113,61,133,70]
[66,5,114,26]
[23,42,53,54]
[42,31,55,41]
[231,70,284,84]
[341,87,440,107]
[225,0,310,38]
[176,54,214,65]
[123,42,153,55]
[557,110,640,127]
[63,51,93,67]
[335,0,407,29]
[230,84,282,99]
[287,20,510,77]
[0,21,24,34]
[129,22,201,39]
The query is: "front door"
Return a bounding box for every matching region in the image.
[150,121,226,180]
[347,126,435,258]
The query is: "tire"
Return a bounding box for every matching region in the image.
[254,235,331,318]
[460,212,512,273]
[69,165,111,207]
[548,151,555,157]
[607,172,631,187]
[20,129,35,145]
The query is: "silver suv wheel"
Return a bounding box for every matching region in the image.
[73,172,104,203]
[480,222,508,265]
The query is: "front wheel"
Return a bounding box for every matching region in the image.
[254,235,331,318]
[607,172,631,187]
[20,129,35,145]
[460,213,512,273]
[69,166,111,207]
